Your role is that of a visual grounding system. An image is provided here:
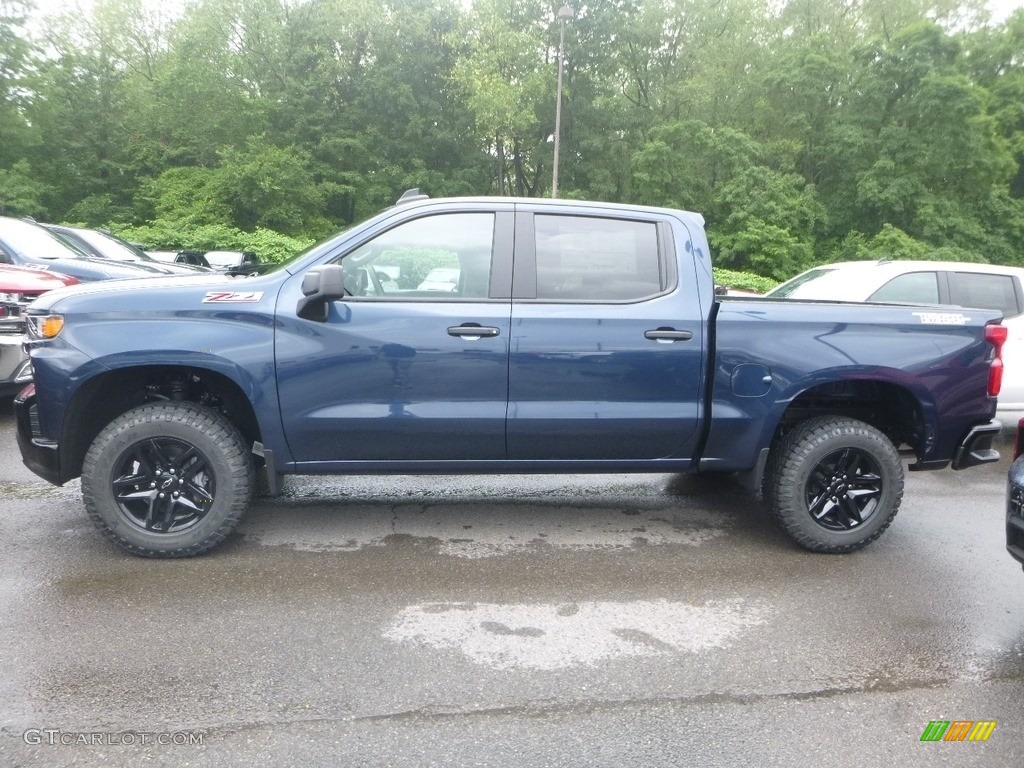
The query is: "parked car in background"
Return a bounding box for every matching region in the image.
[416,267,461,292]
[44,225,207,276]
[766,260,1024,421]
[0,217,160,283]
[203,250,260,275]
[1007,418,1024,572]
[0,264,79,395]
[147,250,213,270]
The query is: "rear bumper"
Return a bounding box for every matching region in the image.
[951,420,1002,470]
[14,386,63,486]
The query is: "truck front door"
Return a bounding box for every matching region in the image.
[276,209,513,465]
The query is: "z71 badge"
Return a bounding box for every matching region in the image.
[202,291,264,304]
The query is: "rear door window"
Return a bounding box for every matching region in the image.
[533,215,665,302]
[868,272,939,304]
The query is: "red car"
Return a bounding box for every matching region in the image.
[0,264,79,395]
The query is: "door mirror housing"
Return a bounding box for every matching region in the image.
[297,264,346,321]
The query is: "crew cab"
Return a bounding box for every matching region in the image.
[14,194,1005,557]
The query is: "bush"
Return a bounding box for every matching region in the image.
[712,268,778,294]
[112,221,315,264]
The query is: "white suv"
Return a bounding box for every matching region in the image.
[767,260,1024,420]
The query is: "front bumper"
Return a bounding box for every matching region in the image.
[15,386,63,486]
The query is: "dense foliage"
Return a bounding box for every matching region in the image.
[1,0,1023,275]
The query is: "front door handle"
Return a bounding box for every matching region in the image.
[448,324,501,339]
[644,328,693,343]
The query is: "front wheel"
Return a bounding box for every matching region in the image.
[767,416,904,553]
[81,402,253,557]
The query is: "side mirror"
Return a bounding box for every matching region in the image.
[297,264,347,321]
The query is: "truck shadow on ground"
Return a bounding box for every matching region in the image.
[237,472,789,557]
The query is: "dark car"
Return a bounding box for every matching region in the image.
[45,225,207,276]
[203,250,260,275]
[1007,418,1024,571]
[147,249,214,270]
[0,217,160,282]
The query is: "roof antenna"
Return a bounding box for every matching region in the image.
[396,188,429,205]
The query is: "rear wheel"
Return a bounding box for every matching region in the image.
[81,402,253,557]
[767,416,904,553]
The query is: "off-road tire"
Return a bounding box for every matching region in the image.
[81,402,253,557]
[768,416,904,553]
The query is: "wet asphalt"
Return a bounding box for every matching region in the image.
[0,397,1022,767]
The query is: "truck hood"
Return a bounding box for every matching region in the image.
[27,272,278,313]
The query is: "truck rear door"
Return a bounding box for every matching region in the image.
[507,209,706,461]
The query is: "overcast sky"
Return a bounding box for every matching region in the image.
[23,0,1024,22]
[990,0,1024,20]
[19,0,1024,41]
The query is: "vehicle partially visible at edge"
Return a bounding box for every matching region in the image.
[1007,418,1024,572]
[0,217,163,282]
[0,264,79,395]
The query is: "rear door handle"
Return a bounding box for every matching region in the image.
[644,328,693,343]
[448,324,500,339]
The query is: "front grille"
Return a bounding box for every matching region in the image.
[0,294,37,334]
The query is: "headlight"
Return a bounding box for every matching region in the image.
[29,314,65,339]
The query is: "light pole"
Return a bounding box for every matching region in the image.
[552,5,573,199]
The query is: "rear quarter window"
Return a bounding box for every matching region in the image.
[868,272,939,304]
[948,272,1022,318]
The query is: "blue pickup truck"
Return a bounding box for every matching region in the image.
[14,193,1006,557]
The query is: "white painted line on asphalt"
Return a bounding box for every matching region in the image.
[384,599,768,669]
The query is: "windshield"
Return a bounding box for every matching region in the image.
[71,228,148,262]
[0,219,86,260]
[766,267,837,298]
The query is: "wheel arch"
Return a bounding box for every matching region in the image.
[729,375,930,493]
[59,364,264,483]
[768,377,929,458]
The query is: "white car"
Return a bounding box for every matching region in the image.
[767,260,1024,420]
[416,267,460,292]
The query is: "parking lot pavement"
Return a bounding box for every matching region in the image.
[0,397,1022,767]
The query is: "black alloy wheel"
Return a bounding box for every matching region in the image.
[111,436,216,534]
[803,446,884,532]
